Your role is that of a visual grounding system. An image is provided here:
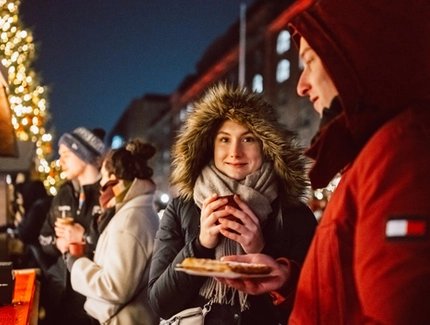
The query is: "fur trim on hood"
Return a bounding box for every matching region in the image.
[170,84,309,203]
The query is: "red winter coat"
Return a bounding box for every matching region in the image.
[284,0,430,324]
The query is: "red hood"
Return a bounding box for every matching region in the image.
[286,0,430,188]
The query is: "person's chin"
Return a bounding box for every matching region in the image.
[314,105,324,117]
[64,174,73,180]
[223,171,245,181]
[230,174,246,181]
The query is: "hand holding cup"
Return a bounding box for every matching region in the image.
[55,216,74,238]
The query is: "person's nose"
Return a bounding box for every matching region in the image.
[297,71,309,97]
[229,140,242,158]
[59,156,67,169]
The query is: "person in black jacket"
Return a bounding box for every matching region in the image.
[12,180,53,270]
[148,84,317,325]
[15,180,51,244]
[38,127,105,325]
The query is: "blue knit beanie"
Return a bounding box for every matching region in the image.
[58,127,106,165]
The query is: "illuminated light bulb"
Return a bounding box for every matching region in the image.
[41,133,52,141]
[30,125,39,134]
[7,2,15,12]
[160,193,170,204]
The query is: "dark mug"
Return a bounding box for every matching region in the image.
[216,195,243,225]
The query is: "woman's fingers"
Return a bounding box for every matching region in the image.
[219,216,264,253]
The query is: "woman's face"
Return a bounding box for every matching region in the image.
[100,162,115,187]
[214,119,263,181]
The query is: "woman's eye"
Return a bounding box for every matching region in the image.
[219,137,229,143]
[242,137,255,143]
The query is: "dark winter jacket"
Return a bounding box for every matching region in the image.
[14,180,51,245]
[38,180,101,323]
[284,0,430,324]
[149,197,316,324]
[17,196,52,245]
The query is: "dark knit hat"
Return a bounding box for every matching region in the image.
[58,127,106,165]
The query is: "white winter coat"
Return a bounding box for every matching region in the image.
[71,179,159,324]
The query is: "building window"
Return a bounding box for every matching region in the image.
[179,105,191,122]
[111,135,125,149]
[276,59,290,83]
[187,103,195,114]
[252,74,263,93]
[276,30,291,55]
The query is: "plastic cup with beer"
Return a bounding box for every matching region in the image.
[57,206,74,226]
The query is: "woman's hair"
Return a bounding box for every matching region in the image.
[104,139,156,181]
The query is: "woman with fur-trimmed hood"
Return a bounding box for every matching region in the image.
[148,84,317,324]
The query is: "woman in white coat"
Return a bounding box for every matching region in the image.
[67,139,159,324]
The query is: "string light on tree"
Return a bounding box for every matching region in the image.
[0,0,60,195]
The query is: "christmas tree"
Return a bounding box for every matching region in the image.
[0,0,59,194]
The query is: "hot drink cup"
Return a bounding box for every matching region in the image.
[216,195,242,224]
[69,242,86,257]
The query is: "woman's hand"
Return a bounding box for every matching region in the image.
[63,223,85,243]
[199,194,232,249]
[54,219,85,253]
[216,254,289,295]
[218,195,265,253]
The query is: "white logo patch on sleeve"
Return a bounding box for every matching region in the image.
[386,218,427,239]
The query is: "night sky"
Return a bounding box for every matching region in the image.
[20,0,254,145]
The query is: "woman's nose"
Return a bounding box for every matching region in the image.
[229,141,242,158]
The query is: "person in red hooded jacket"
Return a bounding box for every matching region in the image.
[218,0,430,324]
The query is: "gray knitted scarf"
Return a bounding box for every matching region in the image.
[193,162,278,310]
